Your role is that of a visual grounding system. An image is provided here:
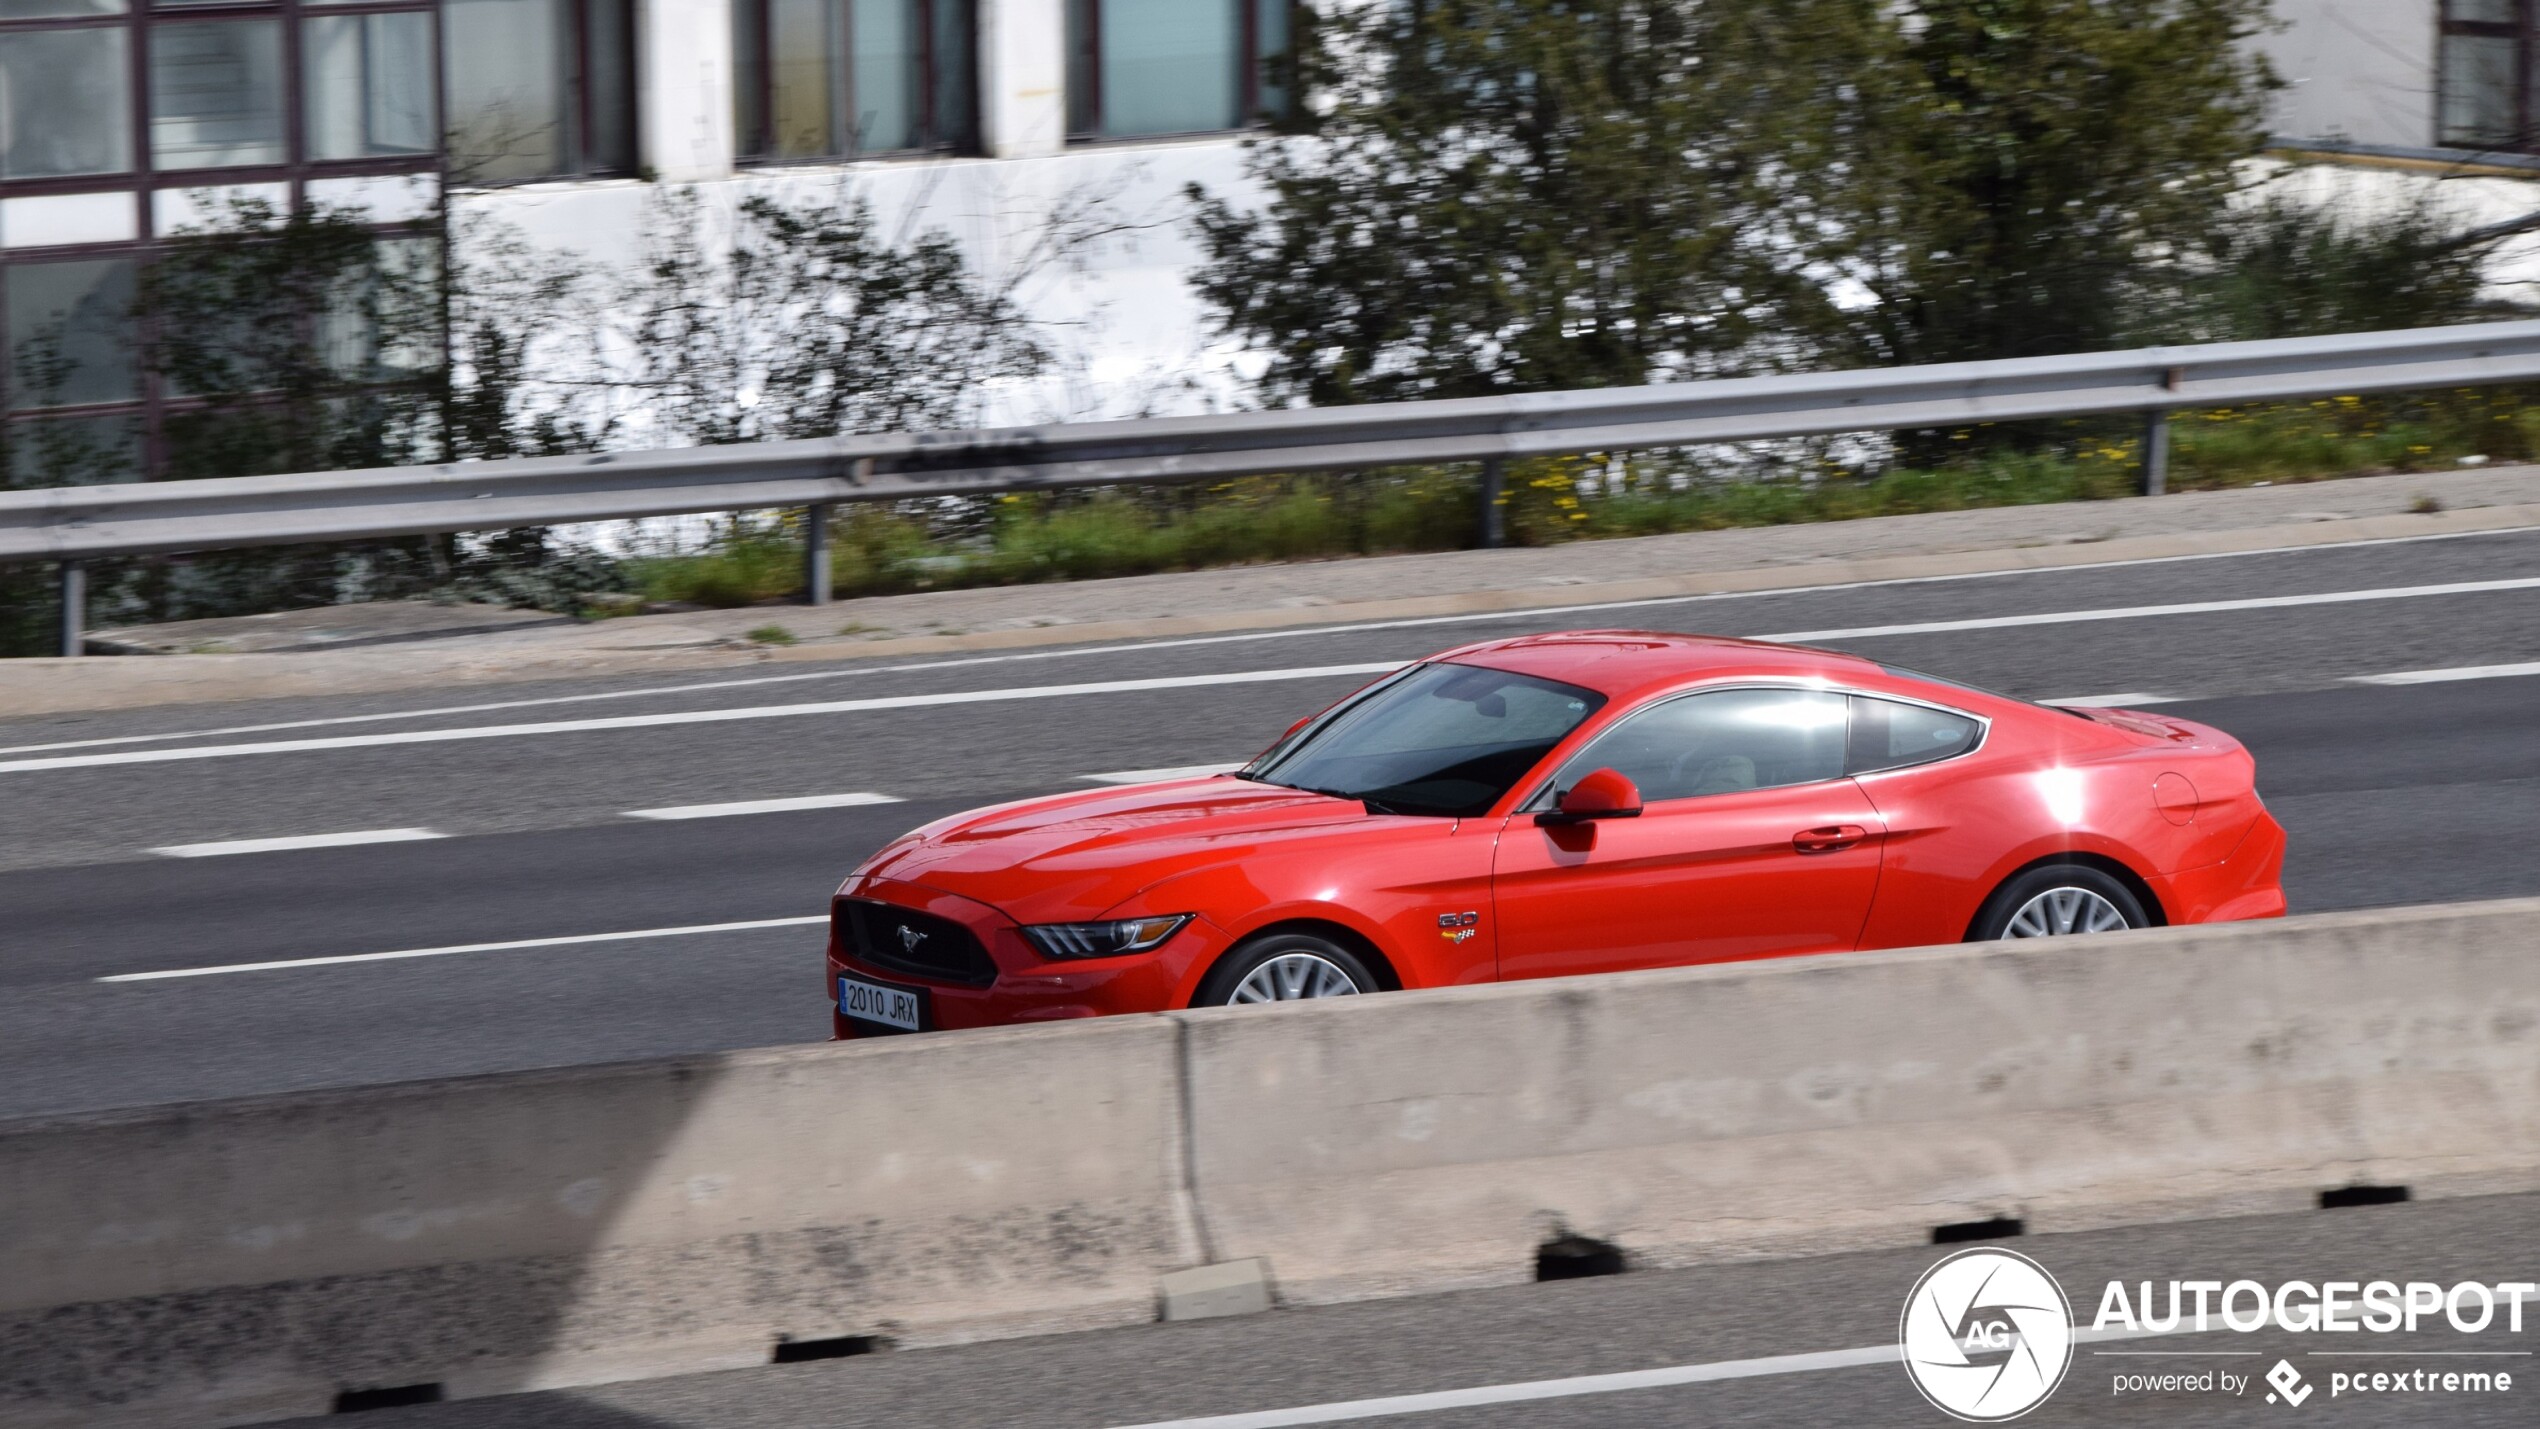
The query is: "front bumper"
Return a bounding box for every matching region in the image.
[827,878,1230,1037]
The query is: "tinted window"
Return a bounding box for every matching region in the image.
[1847,695,1981,774]
[1545,687,1849,804]
[1247,662,1604,817]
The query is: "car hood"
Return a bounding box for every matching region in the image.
[850,776,1381,923]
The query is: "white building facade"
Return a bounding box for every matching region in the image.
[0,0,1281,479]
[2,0,2532,484]
[2259,2,2540,287]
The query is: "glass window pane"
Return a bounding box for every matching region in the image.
[585,0,637,171]
[1065,0,1096,133]
[445,0,567,181]
[7,414,140,488]
[1552,688,1850,803]
[931,0,975,148]
[7,259,138,409]
[849,0,916,151]
[2440,34,2523,148]
[733,0,771,155]
[150,21,286,171]
[0,28,132,179]
[1254,0,1288,118]
[772,0,840,155]
[0,0,122,17]
[2448,0,2520,25]
[1846,696,1982,775]
[1098,0,1238,136]
[319,235,439,379]
[1248,663,1604,817]
[305,13,436,161]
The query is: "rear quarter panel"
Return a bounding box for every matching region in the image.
[1851,704,2257,948]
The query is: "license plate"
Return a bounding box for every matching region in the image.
[837,974,925,1033]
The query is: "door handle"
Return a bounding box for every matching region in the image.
[1792,824,1868,854]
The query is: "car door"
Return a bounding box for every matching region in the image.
[1490,686,1886,980]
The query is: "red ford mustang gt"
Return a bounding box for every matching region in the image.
[829,631,2285,1037]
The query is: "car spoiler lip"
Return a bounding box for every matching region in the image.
[2065,705,2226,746]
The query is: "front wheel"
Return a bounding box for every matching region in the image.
[1969,864,2148,941]
[1195,932,1380,1007]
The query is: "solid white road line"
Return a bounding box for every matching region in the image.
[2349,660,2540,685]
[1102,1320,2275,1429]
[1103,1344,1903,1429]
[1,525,2524,761]
[148,828,446,858]
[1081,764,1246,784]
[10,577,2535,778]
[1748,576,2540,645]
[624,792,903,820]
[98,915,830,982]
[0,663,1407,776]
[2037,693,2179,708]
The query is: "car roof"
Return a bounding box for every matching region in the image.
[1436,629,1886,700]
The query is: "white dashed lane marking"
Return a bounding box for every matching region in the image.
[150,828,447,858]
[2349,661,2540,685]
[625,793,903,820]
[1081,764,1247,784]
[99,916,831,982]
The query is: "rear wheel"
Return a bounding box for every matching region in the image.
[1970,864,2148,942]
[1196,932,1380,1007]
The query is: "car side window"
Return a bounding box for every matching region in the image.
[1545,688,1850,804]
[1846,695,1982,774]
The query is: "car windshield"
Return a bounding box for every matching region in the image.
[1244,662,1606,817]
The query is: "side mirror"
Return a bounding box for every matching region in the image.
[1538,768,1643,825]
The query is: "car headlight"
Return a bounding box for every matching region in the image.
[1021,914,1192,960]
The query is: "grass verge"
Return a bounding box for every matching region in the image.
[616,393,2540,612]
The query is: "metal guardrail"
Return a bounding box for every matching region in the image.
[11,319,2540,655]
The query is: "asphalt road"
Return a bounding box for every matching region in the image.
[281,1190,2540,1428]
[0,528,2533,1119]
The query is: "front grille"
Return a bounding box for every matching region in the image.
[835,899,998,987]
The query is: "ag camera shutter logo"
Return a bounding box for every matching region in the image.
[1901,1247,2076,1421]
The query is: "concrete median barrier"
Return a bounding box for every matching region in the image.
[6,900,2540,1423]
[1180,899,2540,1305]
[0,1019,1198,1427]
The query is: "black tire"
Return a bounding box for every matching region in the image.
[1968,863,2150,942]
[1194,931,1382,1007]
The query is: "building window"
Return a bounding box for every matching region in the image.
[2440,0,2532,151]
[444,0,638,182]
[732,0,975,162]
[1066,0,1289,140]
[7,258,138,410]
[306,12,438,161]
[0,26,132,180]
[0,0,464,487]
[151,20,288,172]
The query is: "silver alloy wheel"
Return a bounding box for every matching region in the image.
[2002,886,2132,937]
[1228,952,1364,1003]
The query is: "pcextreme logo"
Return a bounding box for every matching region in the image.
[1900,1248,2076,1421]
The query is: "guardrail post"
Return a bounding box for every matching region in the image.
[2140,409,2170,497]
[58,559,85,657]
[802,504,832,605]
[1478,459,1506,548]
